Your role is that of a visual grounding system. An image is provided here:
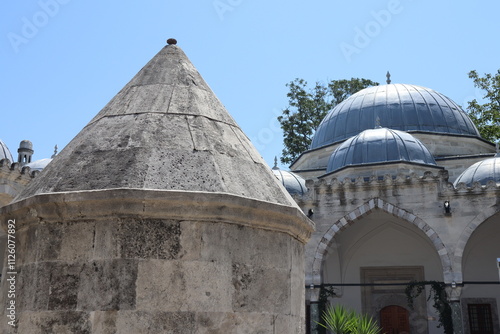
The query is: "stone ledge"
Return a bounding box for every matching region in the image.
[0,188,314,244]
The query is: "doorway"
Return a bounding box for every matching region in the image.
[380,305,410,334]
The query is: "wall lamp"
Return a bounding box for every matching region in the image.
[308,209,314,218]
[444,201,451,215]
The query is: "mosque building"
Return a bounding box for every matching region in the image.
[0,42,499,333]
[290,81,500,334]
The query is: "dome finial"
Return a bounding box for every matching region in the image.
[386,71,391,84]
[167,38,177,45]
[272,156,280,170]
[51,144,58,159]
[375,116,382,128]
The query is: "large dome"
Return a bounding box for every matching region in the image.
[0,139,14,162]
[326,127,437,174]
[453,155,500,187]
[311,84,481,150]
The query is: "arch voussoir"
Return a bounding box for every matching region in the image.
[310,198,452,286]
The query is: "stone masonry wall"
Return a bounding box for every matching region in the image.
[0,189,313,334]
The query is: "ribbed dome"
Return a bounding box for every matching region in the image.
[326,128,437,174]
[311,84,480,149]
[272,168,307,196]
[454,155,500,187]
[0,139,14,162]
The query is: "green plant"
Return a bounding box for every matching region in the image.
[405,281,453,334]
[318,304,382,334]
[354,314,382,334]
[316,286,338,334]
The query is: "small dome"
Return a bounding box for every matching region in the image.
[25,158,53,171]
[311,84,480,150]
[19,140,33,150]
[454,155,500,187]
[272,168,307,196]
[0,139,14,162]
[326,128,437,174]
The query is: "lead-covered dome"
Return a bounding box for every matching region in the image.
[26,158,53,171]
[0,139,14,162]
[326,127,437,174]
[453,155,500,187]
[272,167,307,196]
[311,84,481,149]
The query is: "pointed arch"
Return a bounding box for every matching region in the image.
[453,206,500,282]
[310,198,451,285]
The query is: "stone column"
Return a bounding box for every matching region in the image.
[450,301,463,334]
[308,286,321,334]
[447,286,463,334]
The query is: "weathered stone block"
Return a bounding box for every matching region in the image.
[77,259,138,311]
[136,259,232,312]
[200,223,291,269]
[232,262,290,313]
[117,218,182,260]
[14,224,39,266]
[17,311,91,334]
[290,239,306,317]
[94,218,182,260]
[59,221,95,262]
[177,220,202,260]
[89,311,117,334]
[195,312,274,334]
[35,222,63,262]
[114,310,196,334]
[47,263,81,311]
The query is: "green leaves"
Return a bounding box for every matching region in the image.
[318,304,382,334]
[356,314,383,334]
[278,78,378,165]
[466,70,500,142]
[318,304,356,334]
[405,281,453,334]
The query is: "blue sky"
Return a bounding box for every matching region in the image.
[2,0,499,170]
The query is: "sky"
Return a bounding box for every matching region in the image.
[1,0,500,170]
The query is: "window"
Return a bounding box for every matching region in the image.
[468,304,493,334]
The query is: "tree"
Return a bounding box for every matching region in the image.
[466,70,500,142]
[278,78,378,165]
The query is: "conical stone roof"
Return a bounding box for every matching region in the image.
[16,41,297,207]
